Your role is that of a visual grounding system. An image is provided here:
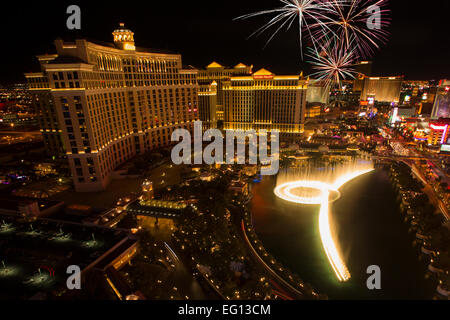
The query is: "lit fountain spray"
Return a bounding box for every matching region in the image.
[0,260,9,276]
[274,157,374,282]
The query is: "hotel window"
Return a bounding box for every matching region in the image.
[74,167,83,177]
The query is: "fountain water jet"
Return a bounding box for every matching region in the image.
[274,157,375,282]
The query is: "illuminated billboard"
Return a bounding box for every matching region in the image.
[390,107,399,126]
[441,144,450,152]
[431,84,450,119]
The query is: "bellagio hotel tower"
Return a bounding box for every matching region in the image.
[26,24,198,192]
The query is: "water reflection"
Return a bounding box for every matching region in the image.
[251,170,435,299]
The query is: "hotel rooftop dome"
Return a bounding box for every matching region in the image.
[112,23,136,50]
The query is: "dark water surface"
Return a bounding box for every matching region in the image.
[250,170,435,299]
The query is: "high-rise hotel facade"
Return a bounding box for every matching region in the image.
[223,68,307,134]
[26,24,198,192]
[198,62,253,127]
[26,54,65,157]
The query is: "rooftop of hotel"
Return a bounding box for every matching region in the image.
[54,37,177,55]
[204,61,251,70]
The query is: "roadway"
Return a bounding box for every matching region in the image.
[237,218,305,300]
[375,154,449,221]
[163,242,209,300]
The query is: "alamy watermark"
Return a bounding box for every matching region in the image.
[171,121,280,176]
[367,4,382,30]
[66,265,81,290]
[66,5,81,30]
[366,265,381,290]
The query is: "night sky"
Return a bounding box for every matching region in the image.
[1,0,449,84]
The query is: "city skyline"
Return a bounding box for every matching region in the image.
[1,0,450,85]
[0,0,449,304]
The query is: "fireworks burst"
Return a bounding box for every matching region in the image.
[235,0,340,58]
[236,0,391,83]
[310,0,391,59]
[306,36,358,87]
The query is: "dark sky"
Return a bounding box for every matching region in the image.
[1,0,449,84]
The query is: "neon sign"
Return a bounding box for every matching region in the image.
[430,124,447,131]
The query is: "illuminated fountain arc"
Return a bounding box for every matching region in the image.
[274,161,374,282]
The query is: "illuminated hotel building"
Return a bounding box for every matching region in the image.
[25,24,199,192]
[306,79,330,105]
[198,62,253,123]
[26,55,65,157]
[223,68,307,134]
[428,118,450,146]
[431,80,450,120]
[198,81,218,130]
[359,75,403,104]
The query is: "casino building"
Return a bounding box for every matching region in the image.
[198,81,218,131]
[431,80,450,120]
[359,75,403,104]
[428,118,450,146]
[26,57,65,157]
[198,62,253,126]
[223,68,307,134]
[25,24,199,192]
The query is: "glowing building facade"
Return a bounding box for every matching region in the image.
[428,119,450,146]
[26,24,199,192]
[223,68,307,134]
[198,81,218,130]
[306,79,330,105]
[431,80,450,120]
[198,62,253,124]
[26,55,66,157]
[359,75,403,104]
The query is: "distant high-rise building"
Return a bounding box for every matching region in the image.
[353,61,373,93]
[26,23,199,192]
[198,62,253,126]
[431,80,450,120]
[359,76,403,104]
[223,68,307,134]
[354,61,373,77]
[306,79,330,105]
[198,81,218,130]
[428,118,450,146]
